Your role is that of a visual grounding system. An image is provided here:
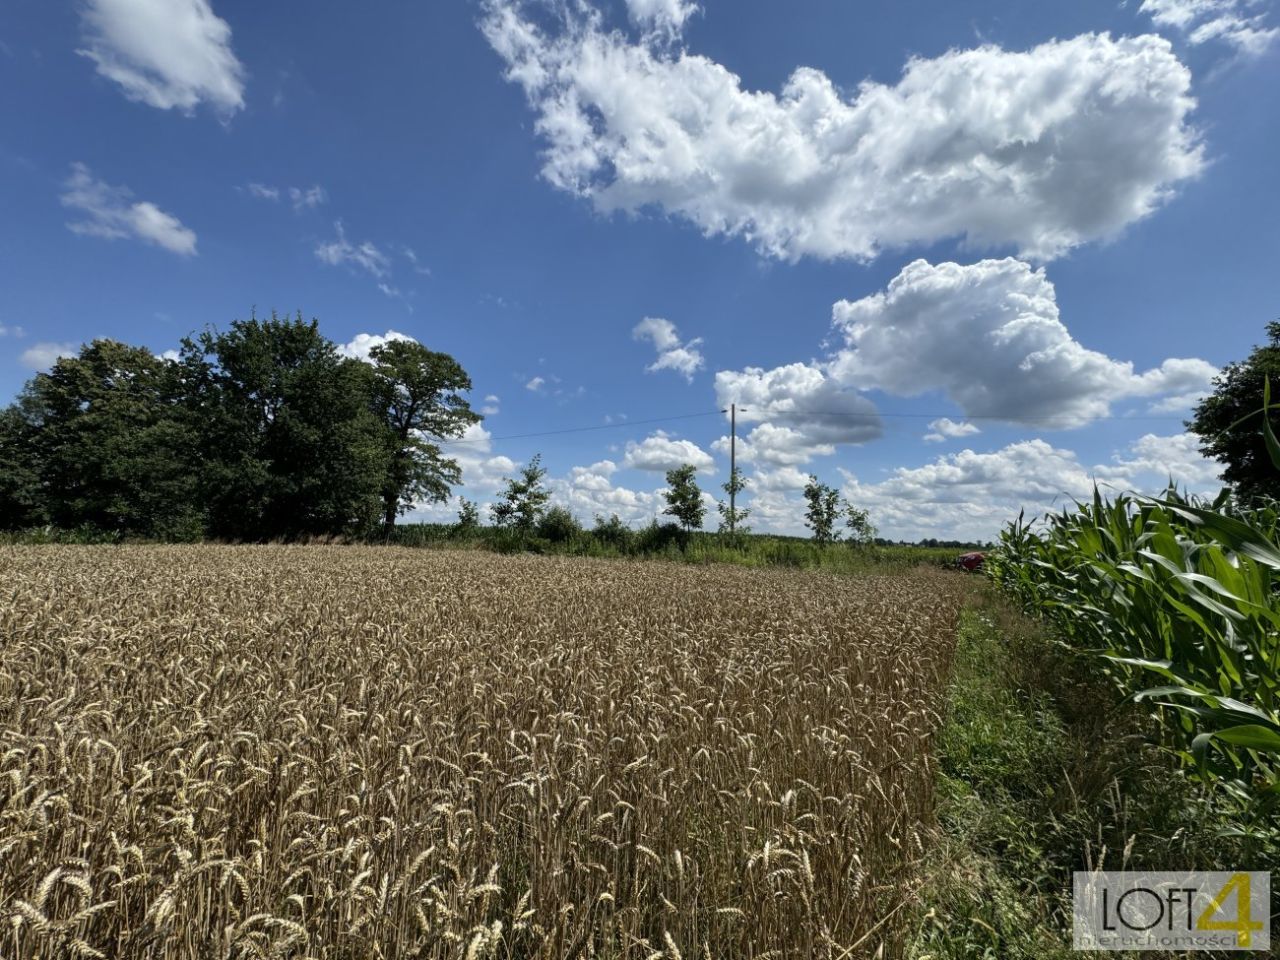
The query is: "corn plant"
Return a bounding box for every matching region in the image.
[990,484,1280,821]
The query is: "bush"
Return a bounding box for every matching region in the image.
[591,513,633,552]
[537,506,582,544]
[634,520,685,554]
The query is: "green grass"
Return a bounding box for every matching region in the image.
[385,522,971,573]
[911,591,1270,959]
[0,520,974,579]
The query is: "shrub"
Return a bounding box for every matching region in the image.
[537,505,582,544]
[634,520,685,554]
[591,513,633,552]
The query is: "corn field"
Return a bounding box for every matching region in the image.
[0,545,968,959]
[989,487,1280,824]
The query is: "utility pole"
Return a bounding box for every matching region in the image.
[723,403,745,535]
[730,403,736,534]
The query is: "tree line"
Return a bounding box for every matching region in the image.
[0,310,905,548]
[0,313,479,540]
[476,455,878,548]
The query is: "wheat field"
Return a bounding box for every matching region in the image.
[0,545,967,959]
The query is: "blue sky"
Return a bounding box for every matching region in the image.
[1,0,1278,539]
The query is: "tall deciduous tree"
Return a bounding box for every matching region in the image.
[0,404,44,530]
[366,340,481,532]
[490,454,551,531]
[178,313,388,539]
[7,340,203,538]
[663,463,705,532]
[1188,321,1279,502]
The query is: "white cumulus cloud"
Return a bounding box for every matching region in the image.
[625,0,697,38]
[20,342,79,371]
[713,362,881,465]
[924,418,981,442]
[805,433,1221,542]
[828,258,1217,427]
[622,431,715,472]
[481,1,1203,262]
[833,440,1102,542]
[551,460,666,525]
[337,330,417,362]
[1098,431,1221,486]
[78,0,245,115]
[61,163,197,256]
[437,423,519,495]
[632,317,705,381]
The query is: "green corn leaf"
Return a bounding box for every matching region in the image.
[1264,377,1280,470]
[1105,656,1177,680]
[1211,724,1280,754]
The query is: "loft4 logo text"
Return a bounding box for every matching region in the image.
[1074,871,1271,951]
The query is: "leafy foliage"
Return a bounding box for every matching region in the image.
[0,400,47,530]
[914,602,1257,958]
[989,487,1280,828]
[716,466,751,535]
[178,314,391,540]
[490,454,551,531]
[456,497,480,530]
[803,475,843,544]
[0,315,481,541]
[591,513,633,551]
[8,340,204,539]
[844,503,876,546]
[1188,319,1280,502]
[366,339,480,531]
[537,505,582,543]
[662,463,705,532]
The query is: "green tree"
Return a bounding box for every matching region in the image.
[0,401,45,529]
[663,463,705,532]
[6,340,203,538]
[490,454,551,531]
[178,312,388,539]
[803,475,842,545]
[0,404,46,530]
[716,466,751,535]
[1188,321,1279,502]
[366,340,481,533]
[843,501,877,546]
[456,497,480,530]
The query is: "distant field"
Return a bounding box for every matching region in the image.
[0,545,969,959]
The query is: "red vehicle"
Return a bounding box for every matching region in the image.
[956,551,985,572]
